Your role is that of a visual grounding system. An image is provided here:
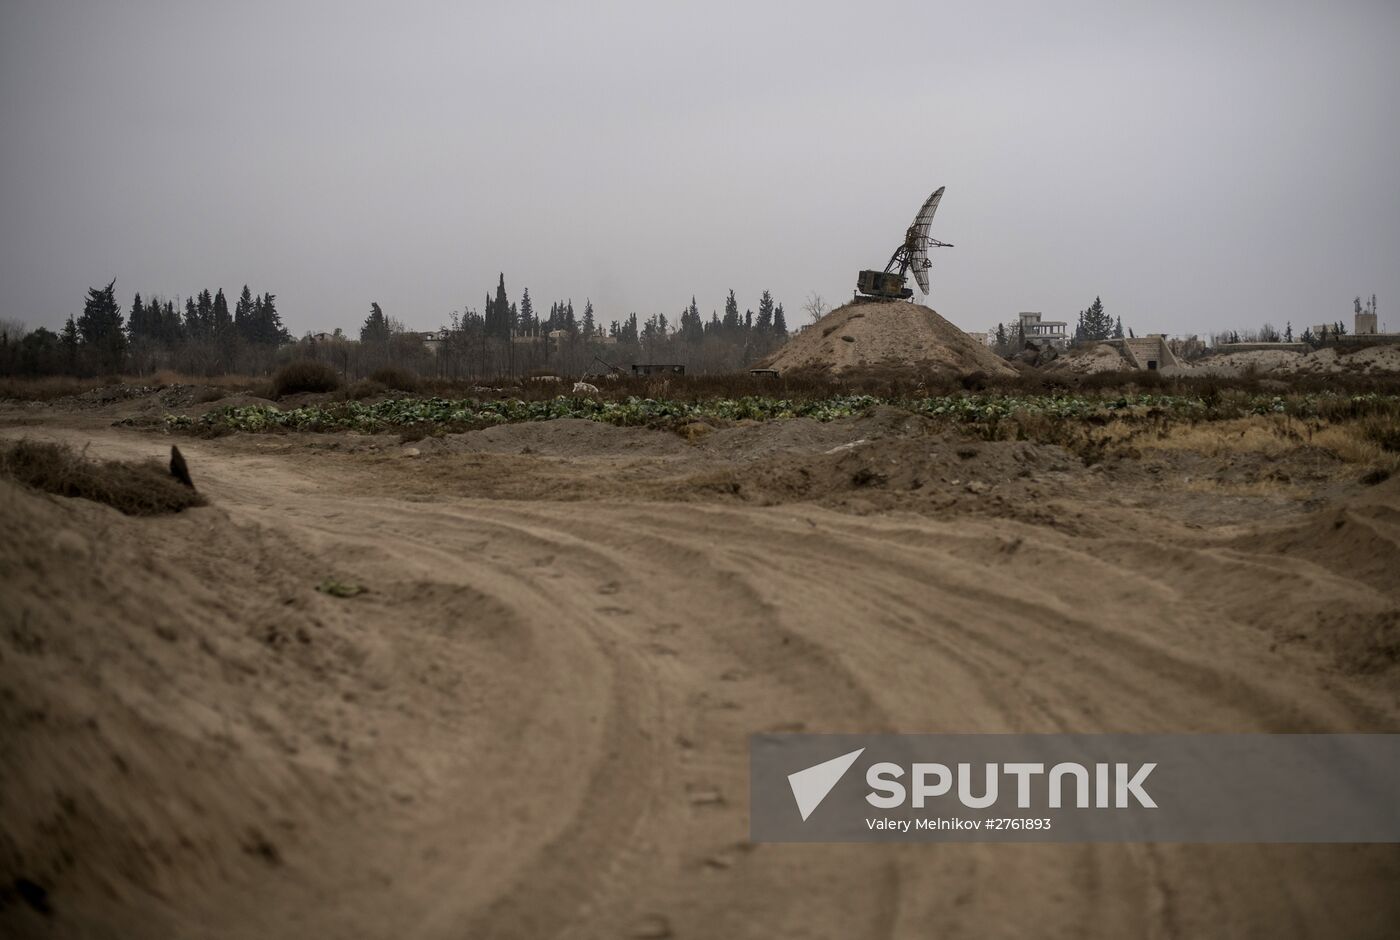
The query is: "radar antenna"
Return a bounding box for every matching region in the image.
[855,187,954,302]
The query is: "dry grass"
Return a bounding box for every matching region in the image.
[366,366,419,392]
[147,370,268,391]
[1135,416,1311,459]
[1182,478,1307,499]
[1133,414,1400,472]
[270,360,342,398]
[0,372,274,401]
[0,440,206,515]
[344,379,388,400]
[0,375,101,401]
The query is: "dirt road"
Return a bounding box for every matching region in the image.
[3,421,1398,938]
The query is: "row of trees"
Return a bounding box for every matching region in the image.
[325,277,793,381]
[0,280,291,376]
[1,273,796,380]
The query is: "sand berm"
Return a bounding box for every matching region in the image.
[760,300,1015,378]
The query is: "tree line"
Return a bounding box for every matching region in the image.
[326,275,793,381]
[1,279,290,377]
[0,273,792,380]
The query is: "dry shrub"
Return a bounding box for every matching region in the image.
[1359,416,1400,453]
[367,366,419,392]
[1136,416,1309,459]
[0,440,206,515]
[345,379,388,400]
[1131,413,1400,473]
[271,360,341,397]
[0,376,95,401]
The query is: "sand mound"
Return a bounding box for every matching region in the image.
[1223,474,1400,673]
[0,439,204,515]
[1045,343,1131,374]
[761,301,1015,378]
[420,418,694,458]
[1192,344,1400,376]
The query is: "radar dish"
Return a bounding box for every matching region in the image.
[907,187,944,295]
[853,185,953,302]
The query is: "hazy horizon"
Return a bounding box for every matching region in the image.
[3,0,1397,340]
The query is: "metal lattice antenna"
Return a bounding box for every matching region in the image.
[884,187,954,295]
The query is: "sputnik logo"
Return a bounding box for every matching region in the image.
[787,748,865,821]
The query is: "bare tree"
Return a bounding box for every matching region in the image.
[802,292,830,324]
[0,319,26,345]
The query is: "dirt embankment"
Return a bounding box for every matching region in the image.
[2,417,1399,938]
[1190,344,1400,376]
[761,301,1016,379]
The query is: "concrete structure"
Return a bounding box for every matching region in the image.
[1103,335,1180,371]
[1355,311,1378,335]
[1017,312,1069,348]
[632,363,685,376]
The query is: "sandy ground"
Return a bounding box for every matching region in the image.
[2,399,1399,939]
[762,302,1015,378]
[1187,344,1400,377]
[1044,343,1131,374]
[1032,340,1400,377]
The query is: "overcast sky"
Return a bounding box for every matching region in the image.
[2,0,1397,338]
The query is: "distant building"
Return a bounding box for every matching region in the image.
[1017,311,1069,348]
[632,363,685,376]
[1355,311,1378,335]
[1119,335,1180,371]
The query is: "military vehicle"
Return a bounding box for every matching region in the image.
[856,186,953,302]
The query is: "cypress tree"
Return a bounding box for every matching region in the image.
[757,290,775,332]
[77,279,126,369]
[256,293,288,344]
[234,285,255,341]
[490,273,510,338]
[361,302,390,343]
[723,289,740,332]
[213,289,232,332]
[519,287,534,335]
[127,293,147,341]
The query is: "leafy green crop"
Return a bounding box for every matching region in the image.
[163,392,1398,436]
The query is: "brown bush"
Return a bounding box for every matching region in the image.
[345,379,387,400]
[270,360,341,398]
[0,440,206,515]
[366,366,419,392]
[0,376,95,401]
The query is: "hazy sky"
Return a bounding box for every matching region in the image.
[3,0,1398,338]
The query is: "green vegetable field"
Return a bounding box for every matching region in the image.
[164,392,1400,436]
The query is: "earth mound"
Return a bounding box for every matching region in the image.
[760,300,1015,378]
[1045,343,1131,374]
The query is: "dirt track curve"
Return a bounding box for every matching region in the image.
[3,425,1398,939]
